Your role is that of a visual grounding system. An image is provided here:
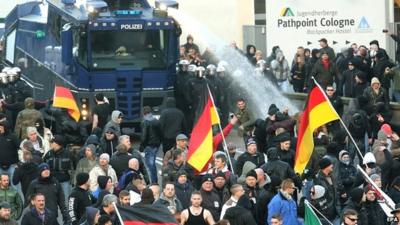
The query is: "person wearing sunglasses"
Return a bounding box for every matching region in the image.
[342,209,358,225]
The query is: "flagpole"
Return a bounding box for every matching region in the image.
[357,165,395,214]
[311,77,364,161]
[206,83,235,175]
[112,202,125,225]
[305,200,334,225]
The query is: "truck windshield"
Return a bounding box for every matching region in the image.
[90,30,169,69]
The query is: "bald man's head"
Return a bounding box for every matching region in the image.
[128,158,139,170]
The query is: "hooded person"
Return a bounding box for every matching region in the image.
[74,144,98,185]
[343,188,366,215]
[223,195,257,225]
[13,149,39,196]
[237,161,257,184]
[337,150,357,193]
[245,44,257,63]
[362,152,386,182]
[261,147,299,187]
[102,110,123,138]
[14,97,45,140]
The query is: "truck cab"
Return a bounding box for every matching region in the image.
[3,0,180,122]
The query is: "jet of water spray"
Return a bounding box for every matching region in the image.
[169,8,299,118]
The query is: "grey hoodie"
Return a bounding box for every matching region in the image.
[103,110,122,137]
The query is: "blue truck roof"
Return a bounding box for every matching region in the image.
[46,0,174,24]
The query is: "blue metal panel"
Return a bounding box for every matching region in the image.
[90,72,117,89]
[142,71,168,88]
[75,64,91,89]
[115,69,142,119]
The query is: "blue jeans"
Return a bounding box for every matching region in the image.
[144,146,159,183]
[60,181,71,206]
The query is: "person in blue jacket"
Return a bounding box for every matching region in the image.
[267,178,302,225]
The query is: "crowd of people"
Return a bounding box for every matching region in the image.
[0,33,398,225]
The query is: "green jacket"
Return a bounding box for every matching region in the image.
[0,187,23,220]
[235,108,255,133]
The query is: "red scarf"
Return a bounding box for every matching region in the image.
[321,58,330,70]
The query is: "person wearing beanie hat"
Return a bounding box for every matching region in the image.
[89,153,117,193]
[26,164,70,224]
[243,169,258,216]
[38,162,50,174]
[175,170,195,210]
[319,157,333,170]
[43,133,74,203]
[338,150,357,193]
[0,201,17,225]
[198,173,222,221]
[268,104,279,116]
[68,172,94,225]
[94,176,114,208]
[74,144,97,186]
[354,71,368,97]
[276,132,295,167]
[343,58,363,97]
[314,156,339,221]
[236,138,265,176]
[343,188,366,214]
[213,171,230,204]
[363,75,389,110]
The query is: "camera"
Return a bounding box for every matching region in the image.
[229,113,235,118]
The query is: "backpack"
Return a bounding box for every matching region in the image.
[115,170,134,194]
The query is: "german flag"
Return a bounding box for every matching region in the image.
[187,92,220,172]
[294,85,340,174]
[116,204,178,225]
[52,86,80,122]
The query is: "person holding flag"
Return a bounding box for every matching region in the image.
[186,85,236,175]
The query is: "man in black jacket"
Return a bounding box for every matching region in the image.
[223,195,257,225]
[43,135,75,201]
[21,193,59,225]
[68,172,94,225]
[362,187,386,225]
[0,121,19,181]
[236,139,265,176]
[112,135,149,183]
[313,157,340,222]
[159,98,187,153]
[25,163,69,224]
[141,106,162,184]
[261,147,299,187]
